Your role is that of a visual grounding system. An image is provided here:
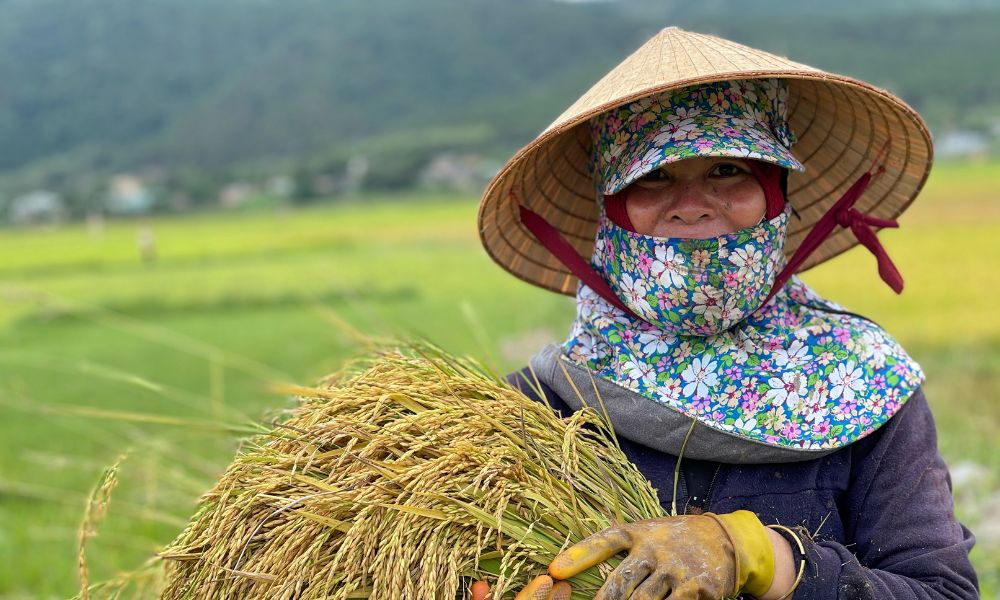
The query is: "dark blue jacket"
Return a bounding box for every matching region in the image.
[510,369,979,599]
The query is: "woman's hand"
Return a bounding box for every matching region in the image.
[548,511,777,599]
[472,510,791,600]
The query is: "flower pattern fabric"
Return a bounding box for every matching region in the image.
[563,213,924,450]
[594,208,788,336]
[590,79,805,195]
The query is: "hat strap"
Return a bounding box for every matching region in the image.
[514,194,641,319]
[745,162,787,220]
[603,192,635,230]
[760,157,903,309]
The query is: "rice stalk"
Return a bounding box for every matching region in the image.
[78,455,127,600]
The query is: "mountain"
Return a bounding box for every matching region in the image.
[1,0,998,205]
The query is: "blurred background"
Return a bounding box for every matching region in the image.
[0,0,998,597]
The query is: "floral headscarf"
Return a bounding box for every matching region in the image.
[590,79,804,196]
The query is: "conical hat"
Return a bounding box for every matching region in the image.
[478,27,933,296]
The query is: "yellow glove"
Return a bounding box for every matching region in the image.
[511,510,775,600]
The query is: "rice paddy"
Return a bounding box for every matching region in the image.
[0,161,998,598]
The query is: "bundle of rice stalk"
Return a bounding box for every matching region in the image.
[159,344,666,599]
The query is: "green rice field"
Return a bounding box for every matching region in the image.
[0,161,998,598]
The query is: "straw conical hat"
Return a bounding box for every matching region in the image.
[478,27,933,296]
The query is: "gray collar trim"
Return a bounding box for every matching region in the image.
[528,344,838,464]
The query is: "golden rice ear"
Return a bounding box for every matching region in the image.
[478,26,932,296]
[553,357,619,449]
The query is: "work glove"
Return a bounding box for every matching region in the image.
[472,510,774,600]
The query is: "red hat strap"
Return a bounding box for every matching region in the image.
[746,161,787,220]
[514,193,641,320]
[602,192,635,231]
[760,148,903,309]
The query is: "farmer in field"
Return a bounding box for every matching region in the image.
[474,28,978,599]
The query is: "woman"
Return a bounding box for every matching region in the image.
[472,28,978,599]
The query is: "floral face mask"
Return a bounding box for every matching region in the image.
[593,208,789,336]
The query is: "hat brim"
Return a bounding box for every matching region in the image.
[478,28,933,296]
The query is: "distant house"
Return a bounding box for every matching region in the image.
[935,130,991,159]
[218,182,256,208]
[988,117,1000,140]
[266,175,295,198]
[342,155,369,193]
[105,174,155,215]
[8,190,65,225]
[418,153,493,192]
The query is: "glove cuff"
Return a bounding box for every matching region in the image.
[706,510,775,598]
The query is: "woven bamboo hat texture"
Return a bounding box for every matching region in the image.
[478,27,933,296]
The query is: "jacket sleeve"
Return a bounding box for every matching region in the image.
[789,389,979,600]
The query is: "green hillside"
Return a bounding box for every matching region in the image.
[1,0,999,205]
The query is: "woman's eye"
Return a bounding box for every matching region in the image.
[638,168,670,183]
[710,163,746,177]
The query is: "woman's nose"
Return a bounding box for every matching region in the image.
[663,182,718,224]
